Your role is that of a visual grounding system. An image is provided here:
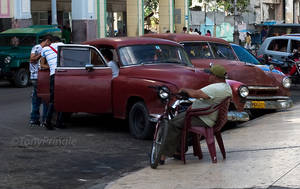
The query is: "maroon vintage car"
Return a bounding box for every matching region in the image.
[144,34,293,113]
[38,37,248,139]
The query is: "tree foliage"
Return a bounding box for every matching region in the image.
[144,0,159,17]
[216,0,250,13]
[192,0,250,13]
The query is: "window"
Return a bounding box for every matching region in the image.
[182,42,213,59]
[0,36,36,47]
[267,39,288,52]
[232,45,261,65]
[210,43,237,60]
[59,47,105,67]
[291,40,300,53]
[91,49,105,66]
[119,44,192,66]
[59,48,90,67]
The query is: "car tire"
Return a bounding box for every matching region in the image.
[13,68,29,88]
[128,102,154,140]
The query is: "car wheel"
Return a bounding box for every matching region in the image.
[13,68,29,88]
[128,102,154,140]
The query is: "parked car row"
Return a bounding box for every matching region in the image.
[0,25,292,139]
[37,38,248,139]
[145,34,292,112]
[34,34,293,139]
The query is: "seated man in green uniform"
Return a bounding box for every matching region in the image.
[160,64,232,164]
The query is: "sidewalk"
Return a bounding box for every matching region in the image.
[102,104,300,189]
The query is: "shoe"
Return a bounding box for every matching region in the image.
[43,122,55,130]
[159,160,165,165]
[29,120,40,127]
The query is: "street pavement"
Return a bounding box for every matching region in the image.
[99,103,300,189]
[1,81,300,189]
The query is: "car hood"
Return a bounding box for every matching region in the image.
[191,59,280,86]
[121,64,212,90]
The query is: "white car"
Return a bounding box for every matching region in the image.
[257,36,300,62]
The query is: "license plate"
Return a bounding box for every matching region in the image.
[251,101,265,109]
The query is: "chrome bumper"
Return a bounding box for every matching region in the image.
[227,111,249,122]
[244,97,293,110]
[149,110,249,123]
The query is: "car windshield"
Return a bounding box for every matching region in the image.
[0,36,36,47]
[119,44,192,66]
[232,45,261,65]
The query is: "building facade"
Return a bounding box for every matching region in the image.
[2,0,299,42]
[250,0,300,24]
[0,0,191,42]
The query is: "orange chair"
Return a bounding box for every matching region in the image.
[181,97,231,164]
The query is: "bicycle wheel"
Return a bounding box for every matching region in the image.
[150,118,168,169]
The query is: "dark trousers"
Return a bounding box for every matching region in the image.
[45,75,55,125]
[30,79,48,122]
[45,75,63,126]
[160,112,208,157]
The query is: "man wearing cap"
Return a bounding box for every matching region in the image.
[159,64,232,164]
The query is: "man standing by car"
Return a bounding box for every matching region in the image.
[40,36,64,130]
[159,64,232,164]
[29,35,52,126]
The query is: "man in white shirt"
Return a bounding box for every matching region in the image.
[101,49,119,78]
[29,35,52,126]
[40,36,64,130]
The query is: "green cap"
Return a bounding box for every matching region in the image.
[204,64,227,78]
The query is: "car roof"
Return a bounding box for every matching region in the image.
[143,33,229,44]
[265,35,300,40]
[0,25,61,36]
[284,33,300,36]
[83,37,182,49]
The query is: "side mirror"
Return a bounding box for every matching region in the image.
[85,64,94,72]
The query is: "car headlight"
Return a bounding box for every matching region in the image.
[239,86,249,98]
[159,86,170,100]
[4,56,11,64]
[282,77,292,88]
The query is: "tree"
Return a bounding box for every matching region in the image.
[192,0,250,13]
[144,0,159,18]
[216,0,250,13]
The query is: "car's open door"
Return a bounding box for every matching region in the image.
[54,45,113,114]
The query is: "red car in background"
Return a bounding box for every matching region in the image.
[38,37,248,139]
[144,34,293,115]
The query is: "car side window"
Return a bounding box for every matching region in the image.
[291,40,300,53]
[91,48,106,67]
[98,47,119,66]
[267,39,288,52]
[210,43,236,60]
[182,42,213,59]
[59,47,90,67]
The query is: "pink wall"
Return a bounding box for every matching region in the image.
[0,0,10,18]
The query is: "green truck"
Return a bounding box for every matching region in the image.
[0,25,61,87]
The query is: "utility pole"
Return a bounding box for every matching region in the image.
[51,0,57,25]
[233,0,239,44]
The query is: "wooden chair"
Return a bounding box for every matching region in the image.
[181,97,231,164]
